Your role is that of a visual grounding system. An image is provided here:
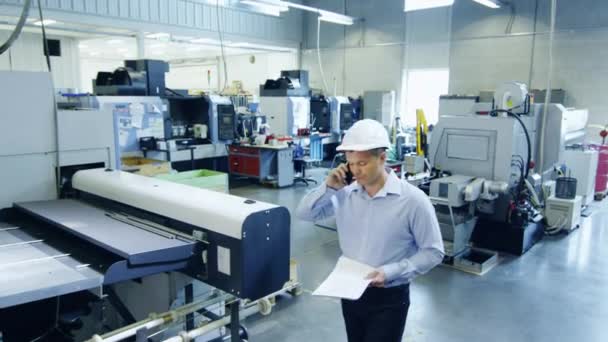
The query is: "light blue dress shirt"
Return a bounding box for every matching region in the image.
[296,170,444,287]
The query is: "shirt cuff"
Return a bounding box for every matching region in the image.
[382,259,412,283]
[319,182,338,196]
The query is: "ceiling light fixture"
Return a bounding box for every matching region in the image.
[240,0,289,12]
[318,10,354,25]
[33,19,57,26]
[472,0,501,8]
[240,0,356,25]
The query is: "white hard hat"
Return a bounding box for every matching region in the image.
[336,119,391,152]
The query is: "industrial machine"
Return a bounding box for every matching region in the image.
[429,175,505,274]
[363,90,395,127]
[259,70,310,97]
[0,71,116,210]
[95,96,169,169]
[545,195,582,233]
[0,71,292,342]
[564,148,599,206]
[260,70,311,136]
[539,104,589,179]
[165,94,236,146]
[430,82,588,257]
[310,95,331,133]
[329,96,356,133]
[93,59,169,97]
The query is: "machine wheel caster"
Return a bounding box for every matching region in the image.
[288,285,303,296]
[239,325,249,340]
[258,298,273,316]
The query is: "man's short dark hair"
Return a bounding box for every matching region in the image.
[368,148,387,157]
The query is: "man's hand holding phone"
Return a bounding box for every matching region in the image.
[326,164,353,190]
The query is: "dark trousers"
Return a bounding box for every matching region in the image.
[341,284,410,342]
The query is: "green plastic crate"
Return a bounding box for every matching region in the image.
[156,169,228,193]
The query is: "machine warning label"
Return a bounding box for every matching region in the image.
[218,246,231,276]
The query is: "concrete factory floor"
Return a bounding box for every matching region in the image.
[229,168,608,342]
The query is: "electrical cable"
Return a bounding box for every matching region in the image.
[0,0,32,55]
[528,0,539,87]
[216,0,229,92]
[35,0,62,197]
[316,17,329,95]
[37,0,51,71]
[166,87,185,97]
[539,0,557,184]
[499,1,516,34]
[491,109,532,187]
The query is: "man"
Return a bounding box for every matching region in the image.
[296,119,444,342]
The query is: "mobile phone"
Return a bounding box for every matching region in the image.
[344,164,353,185]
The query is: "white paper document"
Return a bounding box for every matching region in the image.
[313,256,376,300]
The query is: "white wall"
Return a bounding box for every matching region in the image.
[299,0,608,136]
[301,0,451,122]
[0,31,80,90]
[166,51,298,94]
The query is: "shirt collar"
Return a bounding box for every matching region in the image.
[350,168,402,198]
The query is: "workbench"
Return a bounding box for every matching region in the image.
[228,144,294,187]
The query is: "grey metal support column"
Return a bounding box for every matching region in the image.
[136,31,145,59]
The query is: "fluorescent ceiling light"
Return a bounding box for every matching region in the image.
[146,32,170,39]
[117,48,129,53]
[33,19,57,26]
[472,0,501,8]
[318,10,354,25]
[229,42,294,52]
[404,0,454,12]
[78,44,88,49]
[106,39,124,45]
[240,3,281,16]
[241,0,289,12]
[89,51,100,56]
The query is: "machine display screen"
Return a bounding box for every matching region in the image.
[218,104,235,140]
[340,104,354,130]
[447,134,490,161]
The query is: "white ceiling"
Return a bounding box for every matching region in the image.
[77,36,294,61]
[0,13,297,62]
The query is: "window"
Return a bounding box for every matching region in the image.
[400,68,450,126]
